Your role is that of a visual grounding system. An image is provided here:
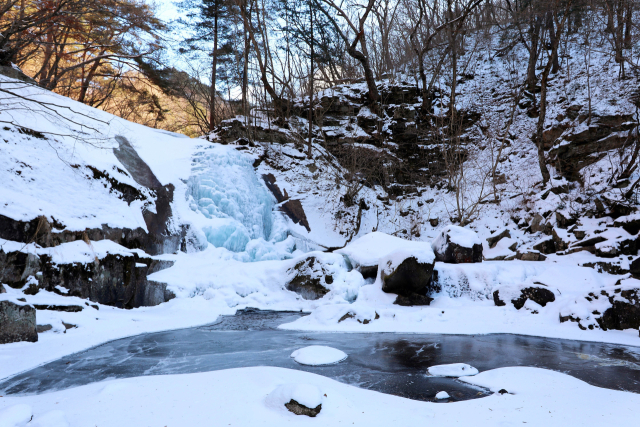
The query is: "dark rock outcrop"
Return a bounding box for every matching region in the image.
[280,199,311,232]
[262,173,288,203]
[39,253,172,309]
[33,304,83,312]
[285,256,331,300]
[284,399,321,417]
[516,251,547,261]
[548,114,636,181]
[0,248,40,288]
[487,229,510,248]
[0,301,37,344]
[532,238,556,254]
[614,215,640,236]
[511,287,556,309]
[597,288,640,331]
[493,286,556,309]
[394,293,434,306]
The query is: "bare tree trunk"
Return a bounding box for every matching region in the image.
[209,0,219,131]
[307,0,314,159]
[534,0,572,185]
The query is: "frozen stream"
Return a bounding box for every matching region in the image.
[2,309,640,401]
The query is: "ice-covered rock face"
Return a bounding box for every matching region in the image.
[186,144,292,261]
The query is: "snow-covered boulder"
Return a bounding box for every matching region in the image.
[285,256,331,300]
[427,363,479,377]
[337,232,435,279]
[379,248,437,305]
[493,285,556,310]
[431,225,482,263]
[435,391,450,400]
[0,300,37,344]
[265,383,323,417]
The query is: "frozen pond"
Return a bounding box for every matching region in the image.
[2,309,640,401]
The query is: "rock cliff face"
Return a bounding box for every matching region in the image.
[0,135,182,310]
[0,247,175,308]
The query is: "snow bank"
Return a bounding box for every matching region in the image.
[1,366,639,426]
[427,363,479,377]
[291,346,347,366]
[0,404,32,427]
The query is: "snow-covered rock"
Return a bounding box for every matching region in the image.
[379,247,436,305]
[265,383,323,417]
[493,285,557,310]
[290,345,347,366]
[435,391,450,399]
[427,363,479,377]
[337,232,434,278]
[432,226,483,264]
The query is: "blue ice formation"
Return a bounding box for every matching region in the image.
[187,144,294,261]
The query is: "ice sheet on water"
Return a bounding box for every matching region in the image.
[187,144,294,261]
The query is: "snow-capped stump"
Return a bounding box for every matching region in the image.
[435,391,450,400]
[0,300,37,344]
[431,225,482,264]
[427,363,479,377]
[493,285,556,310]
[291,345,347,366]
[266,383,323,417]
[379,248,437,306]
[285,256,331,300]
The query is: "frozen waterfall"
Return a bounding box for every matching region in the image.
[187,144,295,261]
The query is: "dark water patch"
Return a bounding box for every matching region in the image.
[1,308,639,401]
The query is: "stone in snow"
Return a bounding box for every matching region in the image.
[290,345,347,366]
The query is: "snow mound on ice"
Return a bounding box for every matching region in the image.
[427,363,479,377]
[435,391,450,400]
[265,383,323,410]
[431,225,481,254]
[0,404,32,427]
[291,345,347,366]
[337,232,434,268]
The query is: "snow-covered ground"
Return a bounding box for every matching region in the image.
[1,366,638,426]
